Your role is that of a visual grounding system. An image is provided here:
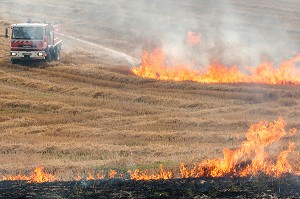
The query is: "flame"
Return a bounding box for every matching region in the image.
[128,164,173,180]
[75,170,113,181]
[2,118,299,182]
[2,174,31,182]
[132,48,300,84]
[109,170,118,179]
[180,117,298,178]
[188,32,201,46]
[2,166,54,183]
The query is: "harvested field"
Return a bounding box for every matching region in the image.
[0,0,300,198]
[0,58,298,178]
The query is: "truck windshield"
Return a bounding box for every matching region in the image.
[12,27,44,40]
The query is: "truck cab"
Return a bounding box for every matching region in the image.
[8,22,62,63]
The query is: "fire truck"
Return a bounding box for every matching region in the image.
[5,21,62,64]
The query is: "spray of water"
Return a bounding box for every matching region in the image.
[60,33,140,66]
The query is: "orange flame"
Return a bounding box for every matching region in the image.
[180,117,298,178]
[109,170,118,179]
[132,48,300,84]
[2,118,299,182]
[2,166,54,183]
[75,170,113,181]
[128,164,173,180]
[75,173,105,181]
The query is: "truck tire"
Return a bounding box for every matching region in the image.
[46,49,52,62]
[11,59,19,64]
[53,49,60,61]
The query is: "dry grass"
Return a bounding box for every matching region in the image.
[0,54,299,180]
[0,1,300,180]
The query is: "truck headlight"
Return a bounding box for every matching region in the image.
[38,52,43,56]
[11,52,17,56]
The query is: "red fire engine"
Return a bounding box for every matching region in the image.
[5,21,62,64]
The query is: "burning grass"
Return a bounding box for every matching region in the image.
[132,48,300,85]
[180,117,299,178]
[0,15,300,191]
[2,117,299,183]
[0,59,299,182]
[2,166,54,183]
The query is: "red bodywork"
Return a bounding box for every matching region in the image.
[11,40,45,51]
[10,23,62,61]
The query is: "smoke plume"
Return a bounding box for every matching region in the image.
[1,0,300,68]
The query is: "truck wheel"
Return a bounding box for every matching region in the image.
[53,49,60,61]
[46,52,52,62]
[11,59,19,64]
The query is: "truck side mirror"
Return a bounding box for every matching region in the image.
[5,28,8,38]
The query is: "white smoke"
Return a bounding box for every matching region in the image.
[1,0,299,69]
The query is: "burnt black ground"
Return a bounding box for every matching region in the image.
[1,175,300,199]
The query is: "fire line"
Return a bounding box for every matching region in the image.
[2,117,299,183]
[132,48,300,85]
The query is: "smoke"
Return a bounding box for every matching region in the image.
[150,0,298,69]
[1,0,299,68]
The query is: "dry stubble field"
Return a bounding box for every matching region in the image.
[0,0,300,180]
